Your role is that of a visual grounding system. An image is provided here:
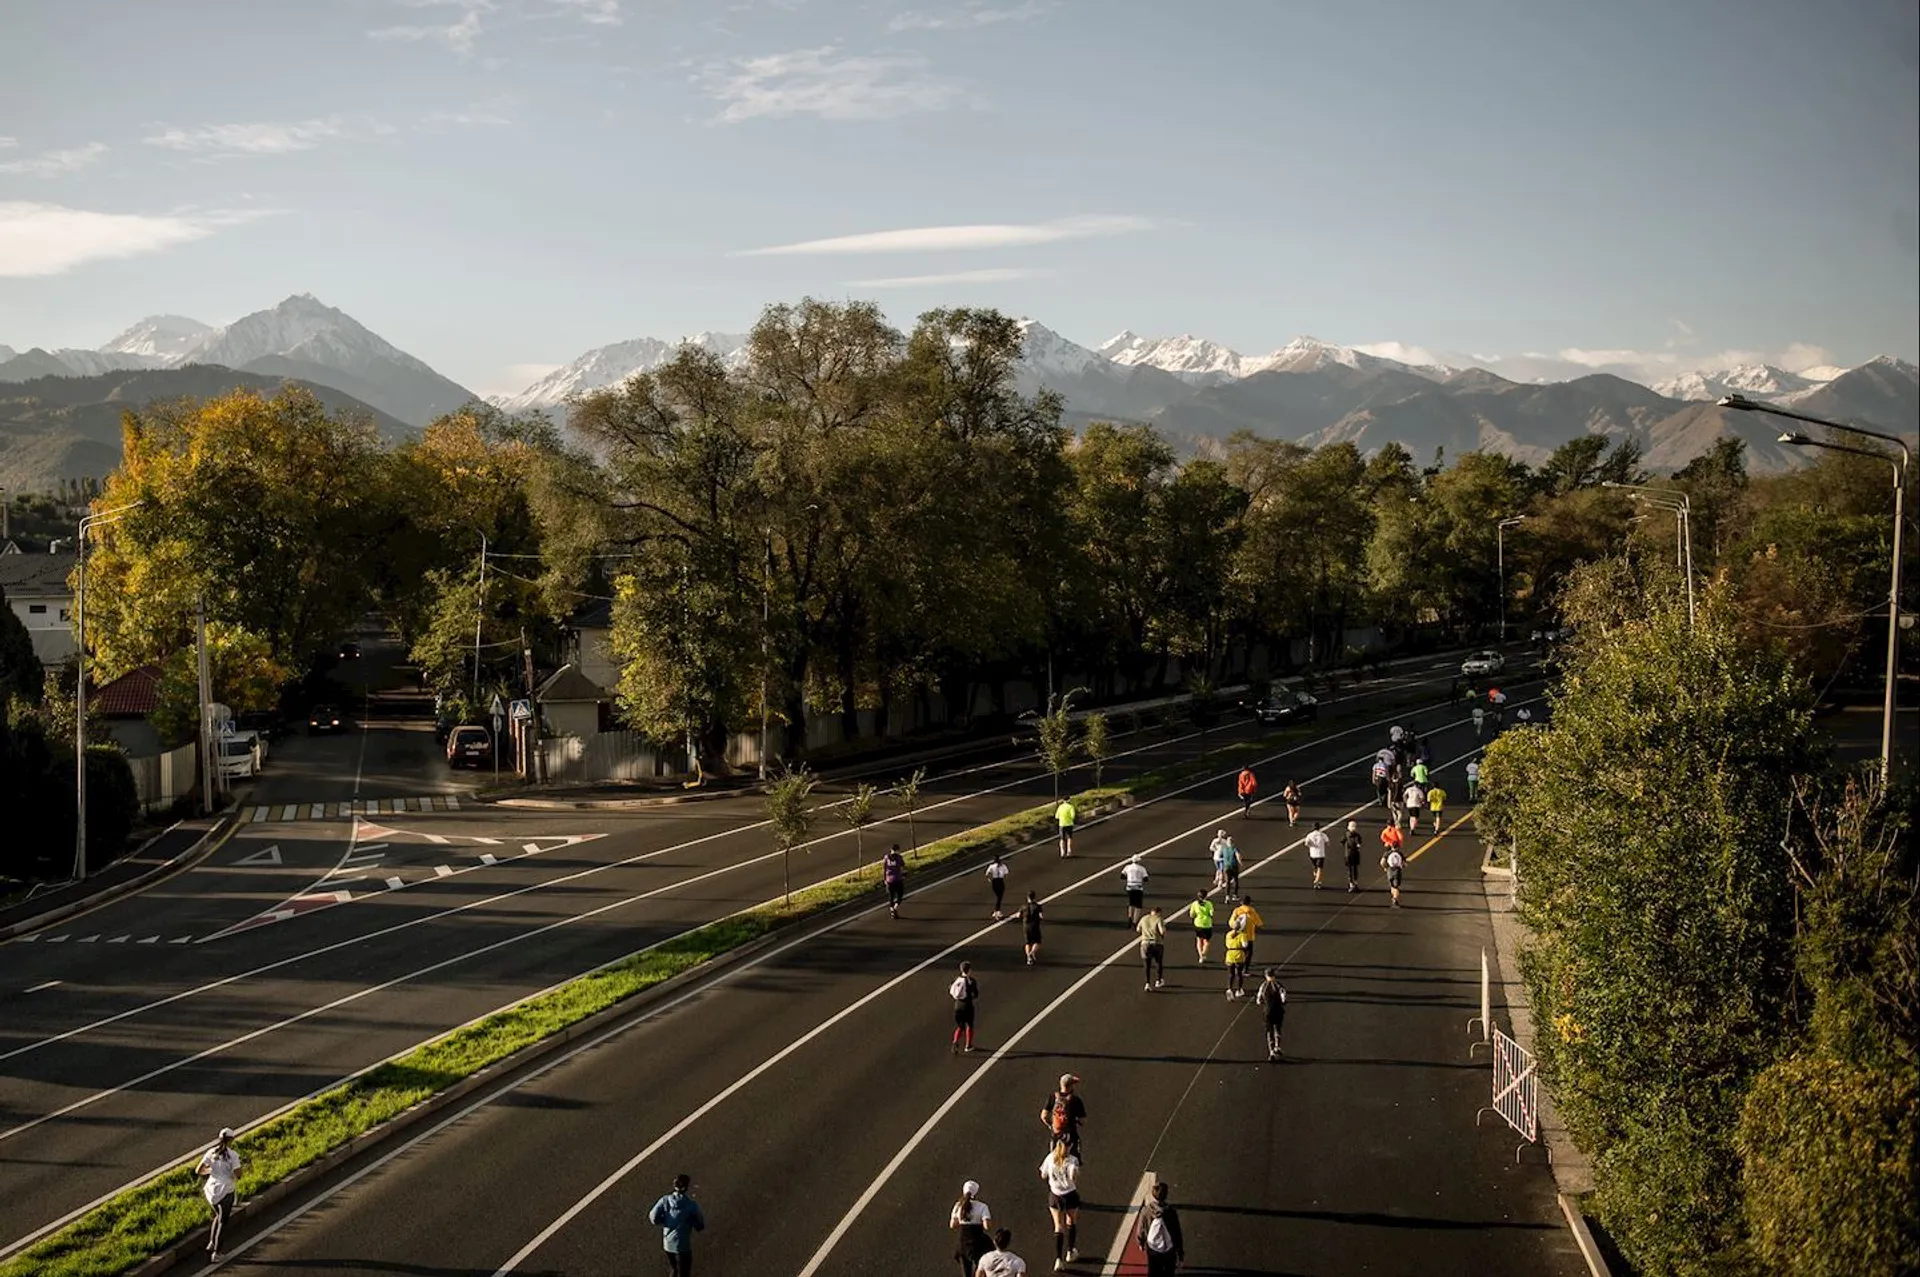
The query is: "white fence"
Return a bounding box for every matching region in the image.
[1476,1027,1543,1161]
[126,741,198,813]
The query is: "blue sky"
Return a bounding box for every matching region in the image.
[1,0,1915,395]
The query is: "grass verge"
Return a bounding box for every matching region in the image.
[4,689,1443,1276]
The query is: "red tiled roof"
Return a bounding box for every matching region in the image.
[92,664,163,717]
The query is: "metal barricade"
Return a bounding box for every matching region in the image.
[1476,1027,1546,1162]
[1465,947,1491,1056]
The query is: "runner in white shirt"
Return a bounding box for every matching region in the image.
[976,1228,1029,1277]
[1466,759,1482,802]
[1038,1140,1083,1269]
[950,1180,994,1276]
[986,853,1010,919]
[1120,856,1150,925]
[1209,830,1241,899]
[1402,781,1426,834]
[196,1127,243,1262]
[1304,820,1330,889]
[1385,847,1407,907]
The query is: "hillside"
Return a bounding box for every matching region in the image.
[0,367,411,494]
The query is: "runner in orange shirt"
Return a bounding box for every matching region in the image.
[1236,767,1257,819]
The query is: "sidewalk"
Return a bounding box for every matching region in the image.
[0,818,224,940]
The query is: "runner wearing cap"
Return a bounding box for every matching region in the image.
[1039,1139,1083,1269]
[1343,820,1363,892]
[1040,1073,1087,1158]
[1228,895,1264,967]
[1224,914,1252,999]
[1120,855,1150,925]
[950,1179,994,1275]
[196,1126,242,1262]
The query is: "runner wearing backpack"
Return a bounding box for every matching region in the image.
[949,962,979,1055]
[1039,1073,1086,1159]
[1136,1181,1184,1276]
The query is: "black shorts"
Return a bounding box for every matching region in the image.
[953,1005,974,1026]
[1049,1190,1081,1211]
[1309,854,1325,866]
[1126,889,1144,908]
[1387,869,1403,888]
[1025,929,1043,945]
[1195,926,1213,940]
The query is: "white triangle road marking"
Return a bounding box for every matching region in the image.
[137,936,158,943]
[233,844,283,867]
[107,935,128,943]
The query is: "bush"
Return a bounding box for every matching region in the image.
[1738,1053,1920,1276]
[84,745,139,870]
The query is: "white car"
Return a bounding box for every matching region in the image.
[1461,650,1505,677]
[216,731,265,780]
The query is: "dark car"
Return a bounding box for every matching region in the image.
[338,640,362,660]
[1250,689,1319,724]
[307,703,345,734]
[446,724,493,768]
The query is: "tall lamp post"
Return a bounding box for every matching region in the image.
[73,500,144,882]
[759,525,771,781]
[1602,482,1694,626]
[1496,516,1527,642]
[1720,395,1910,786]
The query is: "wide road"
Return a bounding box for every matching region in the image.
[185,690,1577,1276]
[0,649,1517,1260]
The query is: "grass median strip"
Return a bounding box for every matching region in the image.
[4,700,1439,1276]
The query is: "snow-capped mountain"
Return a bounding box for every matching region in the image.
[0,345,16,364]
[492,332,751,414]
[1651,363,1822,404]
[1099,331,1250,383]
[100,315,214,361]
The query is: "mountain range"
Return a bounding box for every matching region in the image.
[3,297,1914,490]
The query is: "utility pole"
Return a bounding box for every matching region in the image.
[521,626,537,782]
[471,533,488,699]
[197,593,214,814]
[759,526,771,781]
[1496,516,1527,643]
[73,500,142,881]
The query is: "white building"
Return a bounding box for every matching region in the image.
[0,551,77,664]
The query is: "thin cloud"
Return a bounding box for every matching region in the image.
[0,142,109,177]
[144,117,349,157]
[735,214,1155,256]
[544,0,621,23]
[0,202,275,277]
[887,2,1048,32]
[695,46,973,123]
[0,137,17,149]
[417,106,514,129]
[1352,341,1443,366]
[370,8,486,54]
[845,267,1040,288]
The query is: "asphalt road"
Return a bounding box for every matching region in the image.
[182,692,1578,1277]
[0,649,1517,1262]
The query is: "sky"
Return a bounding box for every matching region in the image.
[1,0,1915,396]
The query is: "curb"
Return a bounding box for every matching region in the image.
[121,792,1133,1275]
[1559,1193,1614,1277]
[0,818,230,942]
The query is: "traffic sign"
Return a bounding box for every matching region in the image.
[510,698,534,722]
[488,693,505,718]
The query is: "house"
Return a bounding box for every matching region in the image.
[0,552,77,664]
[535,662,612,738]
[92,663,165,758]
[564,598,619,695]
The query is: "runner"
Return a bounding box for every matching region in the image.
[1389,724,1406,746]
[195,1127,242,1263]
[1410,757,1430,786]
[1256,968,1288,1062]
[1190,889,1215,963]
[950,961,980,1055]
[1021,892,1045,966]
[1402,778,1426,834]
[975,1228,1028,1277]
[1138,905,1167,989]
[950,1180,994,1277]
[1229,894,1264,968]
[1120,854,1150,926]
[1136,1182,1185,1277]
[1385,843,1407,907]
[1372,759,1392,809]
[1210,829,1242,900]
[1488,686,1507,727]
[986,852,1009,920]
[883,844,908,919]
[1466,758,1481,801]
[647,1173,706,1277]
[1516,705,1534,726]
[1040,1073,1087,1158]
[1236,765,1258,818]
[1472,705,1486,738]
[1343,819,1363,893]
[1054,797,1076,858]
[1039,1140,1083,1270]
[1379,822,1405,866]
[1224,914,1251,999]
[1304,819,1329,889]
[1426,781,1447,831]
[1282,780,1302,827]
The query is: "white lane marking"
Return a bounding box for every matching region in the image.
[279,805,299,822]
[170,936,190,944]
[15,935,35,942]
[194,820,371,946]
[25,981,60,994]
[332,890,352,904]
[76,936,97,944]
[233,844,282,867]
[446,796,460,810]
[44,936,67,944]
[317,878,369,890]
[386,877,404,891]
[434,865,454,877]
[310,804,324,820]
[250,807,269,823]
[472,837,502,846]
[522,843,541,855]
[424,834,450,845]
[107,936,128,944]
[1101,1174,1157,1277]
[479,853,498,866]
[136,936,157,944]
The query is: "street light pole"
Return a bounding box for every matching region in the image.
[1602,482,1695,627]
[759,526,771,781]
[472,533,488,699]
[1724,397,1911,786]
[1496,516,1527,643]
[73,500,143,882]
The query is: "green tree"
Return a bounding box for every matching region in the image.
[893,766,926,856]
[150,623,285,746]
[0,584,43,707]
[1080,710,1111,786]
[1033,688,1081,799]
[765,763,818,904]
[842,781,878,869]
[1479,560,1817,1274]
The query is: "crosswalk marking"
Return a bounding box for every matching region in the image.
[236,795,467,824]
[385,876,404,890]
[480,853,498,865]
[310,804,324,820]
[435,865,454,877]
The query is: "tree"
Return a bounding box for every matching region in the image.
[765,764,818,904]
[842,781,877,869]
[1033,689,1081,799]
[893,767,926,856]
[1080,711,1111,787]
[1479,560,1818,1274]
[150,623,285,746]
[0,584,43,708]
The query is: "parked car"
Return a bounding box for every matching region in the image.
[216,731,264,780]
[308,703,345,734]
[1461,650,1505,677]
[1249,689,1319,724]
[446,724,493,768]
